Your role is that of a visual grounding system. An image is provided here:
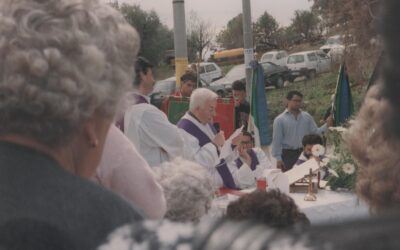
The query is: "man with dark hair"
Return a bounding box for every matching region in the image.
[124,57,192,167]
[160,71,197,114]
[116,57,154,132]
[232,80,250,130]
[272,90,332,171]
[227,131,273,189]
[134,57,154,88]
[226,189,310,229]
[294,134,324,166]
[179,71,197,97]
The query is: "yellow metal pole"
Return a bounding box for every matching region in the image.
[175,57,188,87]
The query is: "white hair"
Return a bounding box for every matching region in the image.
[0,0,140,146]
[189,88,218,112]
[154,157,215,223]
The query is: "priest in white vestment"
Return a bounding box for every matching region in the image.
[124,57,192,167]
[177,88,242,189]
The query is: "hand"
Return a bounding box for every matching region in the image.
[326,114,334,127]
[231,133,243,146]
[277,160,286,171]
[213,131,225,147]
[238,144,252,167]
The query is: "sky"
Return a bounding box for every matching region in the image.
[107,0,313,31]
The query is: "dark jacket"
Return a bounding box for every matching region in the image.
[0,141,143,250]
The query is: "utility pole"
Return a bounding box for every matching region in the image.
[242,0,254,101]
[172,0,188,88]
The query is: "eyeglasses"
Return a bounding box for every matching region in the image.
[241,140,253,145]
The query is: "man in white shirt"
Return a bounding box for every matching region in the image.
[124,57,190,167]
[177,88,242,189]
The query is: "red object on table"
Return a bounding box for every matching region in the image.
[217,187,246,197]
[256,178,267,191]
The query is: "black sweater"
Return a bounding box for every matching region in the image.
[0,141,143,250]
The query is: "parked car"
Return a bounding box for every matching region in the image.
[320,35,357,62]
[211,62,290,91]
[150,76,227,109]
[189,62,223,84]
[259,50,288,66]
[320,35,344,54]
[260,62,291,88]
[286,50,331,80]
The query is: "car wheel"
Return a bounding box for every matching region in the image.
[308,70,316,79]
[275,77,284,89]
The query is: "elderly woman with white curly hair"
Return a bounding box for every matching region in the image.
[154,158,215,223]
[0,0,143,249]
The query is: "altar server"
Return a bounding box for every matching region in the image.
[124,57,191,167]
[231,132,274,189]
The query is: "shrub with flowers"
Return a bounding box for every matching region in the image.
[324,126,358,191]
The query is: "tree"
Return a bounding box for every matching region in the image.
[254,11,279,43]
[273,26,303,49]
[253,11,280,52]
[113,3,174,65]
[216,14,244,49]
[291,10,320,41]
[310,0,383,85]
[186,11,215,62]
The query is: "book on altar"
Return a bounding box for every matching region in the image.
[285,158,319,184]
[219,126,243,160]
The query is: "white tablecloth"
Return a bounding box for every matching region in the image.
[209,189,369,225]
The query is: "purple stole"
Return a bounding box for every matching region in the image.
[295,158,307,166]
[115,93,148,133]
[235,149,259,171]
[177,118,238,189]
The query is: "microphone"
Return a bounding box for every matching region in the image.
[213,122,220,133]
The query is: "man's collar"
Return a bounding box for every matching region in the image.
[188,111,202,124]
[285,108,302,115]
[133,91,150,103]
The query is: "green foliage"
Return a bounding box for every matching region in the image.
[116,3,174,64]
[290,10,321,41]
[254,11,279,47]
[216,14,244,49]
[325,129,358,191]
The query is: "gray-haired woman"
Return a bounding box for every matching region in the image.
[0,0,142,249]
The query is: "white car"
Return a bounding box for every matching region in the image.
[320,35,344,54]
[320,35,356,62]
[190,62,223,84]
[286,50,331,80]
[259,50,288,67]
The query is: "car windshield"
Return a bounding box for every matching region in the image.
[261,54,274,61]
[226,64,245,80]
[153,79,175,94]
[261,62,276,72]
[287,55,304,64]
